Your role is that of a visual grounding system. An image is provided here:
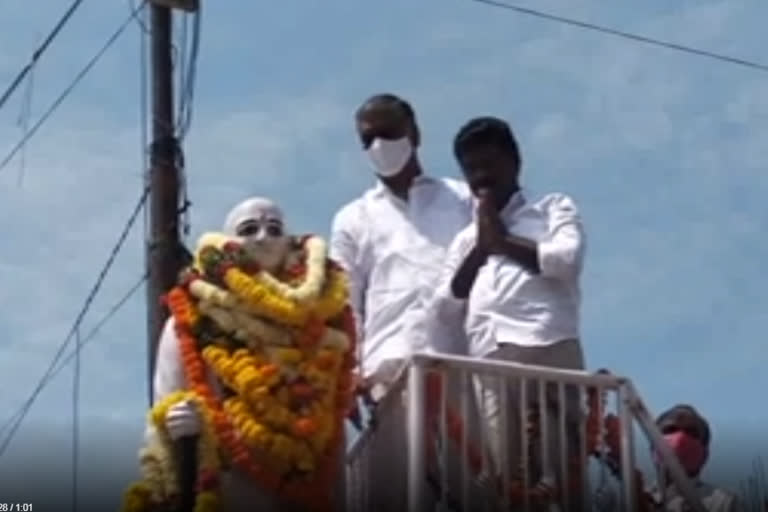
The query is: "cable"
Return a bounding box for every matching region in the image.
[0,274,147,441]
[0,0,85,112]
[139,0,150,277]
[176,8,201,140]
[129,0,151,34]
[14,58,36,187]
[71,327,81,512]
[0,273,148,441]
[0,187,150,458]
[173,6,201,240]
[0,1,147,176]
[472,0,768,73]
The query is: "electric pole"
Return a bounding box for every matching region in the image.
[144,5,198,511]
[146,0,178,406]
[146,0,197,406]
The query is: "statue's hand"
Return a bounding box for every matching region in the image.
[165,400,201,441]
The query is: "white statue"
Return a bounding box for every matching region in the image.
[123,197,355,512]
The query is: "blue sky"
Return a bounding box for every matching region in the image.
[0,0,766,501]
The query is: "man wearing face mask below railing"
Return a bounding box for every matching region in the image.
[330,93,474,511]
[648,405,741,512]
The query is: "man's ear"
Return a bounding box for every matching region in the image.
[409,123,421,148]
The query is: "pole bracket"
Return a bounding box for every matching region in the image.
[149,0,199,13]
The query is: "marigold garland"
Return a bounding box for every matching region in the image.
[123,233,357,512]
[424,371,653,508]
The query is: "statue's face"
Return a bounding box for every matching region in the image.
[234,214,291,273]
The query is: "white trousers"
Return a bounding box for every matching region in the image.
[474,339,587,511]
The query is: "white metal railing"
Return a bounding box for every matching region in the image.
[346,352,707,512]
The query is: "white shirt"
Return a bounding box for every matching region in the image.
[329,175,473,380]
[427,191,585,358]
[652,480,741,512]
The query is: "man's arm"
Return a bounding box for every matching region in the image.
[535,194,585,280]
[330,207,371,427]
[423,230,475,355]
[482,194,584,279]
[450,245,487,299]
[329,207,368,344]
[477,189,540,273]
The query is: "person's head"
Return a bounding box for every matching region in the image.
[356,93,421,179]
[453,116,522,207]
[655,404,710,478]
[223,197,291,272]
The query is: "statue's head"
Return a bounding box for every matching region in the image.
[223,197,292,273]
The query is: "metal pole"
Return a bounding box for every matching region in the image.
[408,360,427,512]
[146,1,179,406]
[617,383,638,512]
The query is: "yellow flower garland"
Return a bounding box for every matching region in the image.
[221,266,348,326]
[188,247,349,327]
[193,233,328,304]
[201,344,332,473]
[254,236,328,303]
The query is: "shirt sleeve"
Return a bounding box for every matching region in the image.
[329,205,368,345]
[537,194,586,280]
[422,229,474,355]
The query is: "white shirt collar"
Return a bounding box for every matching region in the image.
[499,189,526,218]
[373,174,436,199]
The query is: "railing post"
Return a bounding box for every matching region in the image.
[408,357,427,512]
[618,382,638,512]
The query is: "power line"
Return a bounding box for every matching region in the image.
[0,273,147,442]
[176,7,202,141]
[472,0,768,73]
[0,0,85,112]
[71,327,81,512]
[0,1,147,175]
[0,187,149,458]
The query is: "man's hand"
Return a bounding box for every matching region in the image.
[476,189,508,254]
[165,400,201,441]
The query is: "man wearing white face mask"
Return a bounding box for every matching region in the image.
[148,196,307,512]
[330,93,474,511]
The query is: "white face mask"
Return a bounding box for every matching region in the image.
[366,137,413,178]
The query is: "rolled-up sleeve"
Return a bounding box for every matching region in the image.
[422,229,474,355]
[329,205,368,344]
[537,194,586,280]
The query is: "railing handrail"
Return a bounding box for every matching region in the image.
[346,353,707,512]
[412,351,627,388]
